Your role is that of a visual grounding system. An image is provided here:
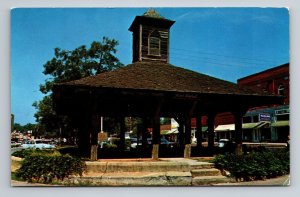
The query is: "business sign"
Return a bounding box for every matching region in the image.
[275,109,290,115]
[259,113,271,122]
[98,132,108,142]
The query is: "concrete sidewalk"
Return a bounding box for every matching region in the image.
[214,175,290,186]
[11,175,290,186]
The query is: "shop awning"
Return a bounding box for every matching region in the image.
[242,122,269,129]
[215,122,270,132]
[161,128,179,135]
[202,126,208,132]
[160,130,170,135]
[271,120,289,127]
[215,124,234,132]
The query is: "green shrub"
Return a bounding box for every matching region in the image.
[213,150,290,181]
[12,149,58,158]
[15,153,86,183]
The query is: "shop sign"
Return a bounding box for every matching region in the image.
[259,113,271,122]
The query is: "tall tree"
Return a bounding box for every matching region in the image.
[34,37,124,135]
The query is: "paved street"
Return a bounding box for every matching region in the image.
[214,175,290,186]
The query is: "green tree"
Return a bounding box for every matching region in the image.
[13,122,36,133]
[34,37,124,136]
[13,123,23,132]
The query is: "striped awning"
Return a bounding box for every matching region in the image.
[271,120,289,127]
[242,122,269,129]
[215,124,234,132]
[215,122,270,132]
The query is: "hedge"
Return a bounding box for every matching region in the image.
[213,150,290,181]
[15,150,86,183]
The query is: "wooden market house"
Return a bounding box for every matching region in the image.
[53,9,283,160]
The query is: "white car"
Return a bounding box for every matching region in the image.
[21,139,56,149]
[218,139,230,148]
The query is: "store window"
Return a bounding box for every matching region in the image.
[253,115,259,122]
[278,84,284,96]
[243,116,252,123]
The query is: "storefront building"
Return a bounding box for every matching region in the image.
[215,63,289,143]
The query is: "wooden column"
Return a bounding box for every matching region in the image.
[152,115,160,160]
[142,117,148,151]
[151,100,162,160]
[119,116,126,151]
[76,114,91,158]
[175,117,185,148]
[196,116,203,148]
[184,117,192,158]
[207,114,215,149]
[90,114,99,161]
[234,111,243,155]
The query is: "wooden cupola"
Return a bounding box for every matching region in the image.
[129,9,175,63]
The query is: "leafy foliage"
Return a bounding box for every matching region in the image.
[12,123,36,133]
[33,37,124,135]
[12,149,58,158]
[40,37,123,94]
[15,150,86,183]
[213,150,290,181]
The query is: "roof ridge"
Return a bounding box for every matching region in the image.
[143,8,164,19]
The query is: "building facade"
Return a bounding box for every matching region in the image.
[215,63,290,143]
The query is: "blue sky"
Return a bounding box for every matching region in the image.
[11,8,289,125]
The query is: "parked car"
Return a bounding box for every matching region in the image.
[148,138,177,148]
[218,139,231,148]
[130,138,138,149]
[21,139,56,149]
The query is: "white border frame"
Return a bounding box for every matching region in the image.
[1,1,299,197]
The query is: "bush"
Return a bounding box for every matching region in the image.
[15,152,86,183]
[12,149,58,158]
[213,150,290,181]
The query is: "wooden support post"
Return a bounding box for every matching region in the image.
[142,117,148,151]
[90,114,99,161]
[119,116,126,151]
[184,116,192,158]
[76,114,91,158]
[184,117,192,145]
[207,114,215,149]
[175,117,185,148]
[184,144,192,158]
[234,111,243,155]
[152,115,160,160]
[151,100,162,160]
[196,116,203,148]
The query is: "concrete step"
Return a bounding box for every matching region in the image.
[190,162,215,170]
[86,161,190,173]
[192,176,234,186]
[65,171,192,186]
[191,168,221,177]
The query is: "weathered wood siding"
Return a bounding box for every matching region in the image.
[132,28,140,62]
[141,25,169,62]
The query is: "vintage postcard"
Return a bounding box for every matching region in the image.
[11,8,290,186]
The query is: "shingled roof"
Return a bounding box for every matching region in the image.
[61,61,270,96]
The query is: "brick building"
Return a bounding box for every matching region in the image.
[214,63,289,143]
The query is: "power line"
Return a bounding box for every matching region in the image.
[171,51,268,69]
[171,47,277,64]
[170,52,271,69]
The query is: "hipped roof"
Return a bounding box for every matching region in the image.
[61,61,274,97]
